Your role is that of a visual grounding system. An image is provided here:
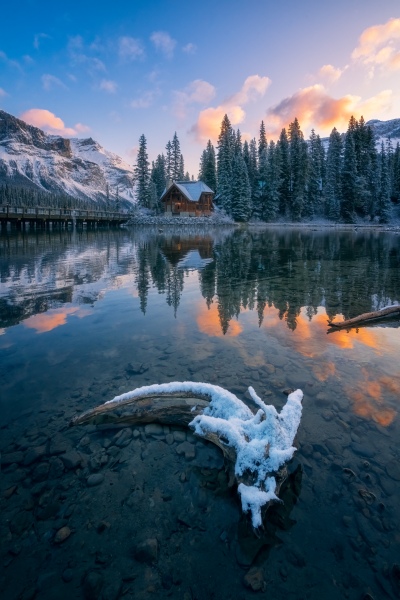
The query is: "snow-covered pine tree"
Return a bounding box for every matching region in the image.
[256,144,268,220]
[148,180,158,210]
[198,140,217,191]
[217,114,234,214]
[165,141,172,181]
[393,142,400,203]
[377,142,391,223]
[171,132,182,180]
[230,153,252,222]
[341,121,358,222]
[151,154,167,199]
[258,120,267,158]
[277,128,290,217]
[288,118,308,221]
[134,134,150,208]
[234,129,243,156]
[305,129,323,218]
[325,127,343,221]
[262,140,281,221]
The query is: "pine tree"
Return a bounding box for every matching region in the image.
[341,125,357,222]
[171,132,183,180]
[262,140,281,221]
[243,139,258,217]
[134,134,150,208]
[325,127,342,221]
[258,120,267,158]
[165,140,172,181]
[288,118,307,220]
[230,153,252,221]
[256,145,268,219]
[217,114,234,214]
[392,142,400,202]
[179,154,185,180]
[306,129,323,218]
[277,128,290,216]
[377,142,391,223]
[199,140,217,191]
[151,154,167,199]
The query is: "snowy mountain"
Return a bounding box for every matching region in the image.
[366,118,400,146]
[319,118,400,151]
[0,110,135,203]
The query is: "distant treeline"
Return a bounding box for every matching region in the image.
[0,184,127,211]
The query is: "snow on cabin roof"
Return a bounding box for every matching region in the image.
[161,180,214,202]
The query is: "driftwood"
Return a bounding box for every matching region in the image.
[327,305,400,330]
[70,390,288,502]
[71,391,238,466]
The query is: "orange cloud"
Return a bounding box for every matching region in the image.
[196,302,242,337]
[23,306,91,333]
[20,109,89,136]
[264,85,392,137]
[352,18,400,74]
[192,75,271,142]
[345,371,399,427]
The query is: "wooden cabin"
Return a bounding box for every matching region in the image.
[160,181,214,217]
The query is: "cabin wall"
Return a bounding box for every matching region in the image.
[162,190,213,217]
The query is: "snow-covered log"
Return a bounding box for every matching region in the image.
[71,382,303,528]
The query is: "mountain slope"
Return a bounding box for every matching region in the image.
[0,110,135,203]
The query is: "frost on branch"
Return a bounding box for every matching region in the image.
[103,381,303,528]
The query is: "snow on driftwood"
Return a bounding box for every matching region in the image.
[105,382,303,528]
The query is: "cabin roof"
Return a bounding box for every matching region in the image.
[160,180,214,202]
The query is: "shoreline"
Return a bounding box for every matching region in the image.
[126,214,400,233]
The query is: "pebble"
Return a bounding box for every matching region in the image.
[82,570,104,600]
[3,485,17,499]
[144,423,164,436]
[243,567,266,592]
[62,568,74,582]
[113,429,133,447]
[176,441,196,460]
[54,526,71,544]
[173,430,187,442]
[1,451,24,466]
[385,459,400,481]
[87,473,104,487]
[325,440,342,455]
[134,538,158,563]
[24,445,47,466]
[49,435,70,456]
[61,450,83,470]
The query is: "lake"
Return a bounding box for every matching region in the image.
[1,225,400,599]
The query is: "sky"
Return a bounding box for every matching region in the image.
[1,0,400,175]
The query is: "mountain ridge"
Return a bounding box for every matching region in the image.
[0,110,135,204]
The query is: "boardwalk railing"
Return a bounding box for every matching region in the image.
[0,205,130,222]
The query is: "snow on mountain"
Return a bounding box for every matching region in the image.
[366,118,400,148]
[0,110,135,203]
[319,118,400,151]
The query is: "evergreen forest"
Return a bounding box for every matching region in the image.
[135,116,400,224]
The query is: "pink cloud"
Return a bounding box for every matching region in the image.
[191,75,271,142]
[264,85,393,137]
[173,79,216,118]
[20,109,90,137]
[352,18,400,74]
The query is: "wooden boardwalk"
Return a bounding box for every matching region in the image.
[0,205,130,229]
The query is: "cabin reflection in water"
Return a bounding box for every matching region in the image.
[159,235,213,268]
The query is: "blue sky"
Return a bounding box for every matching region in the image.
[1,0,399,174]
